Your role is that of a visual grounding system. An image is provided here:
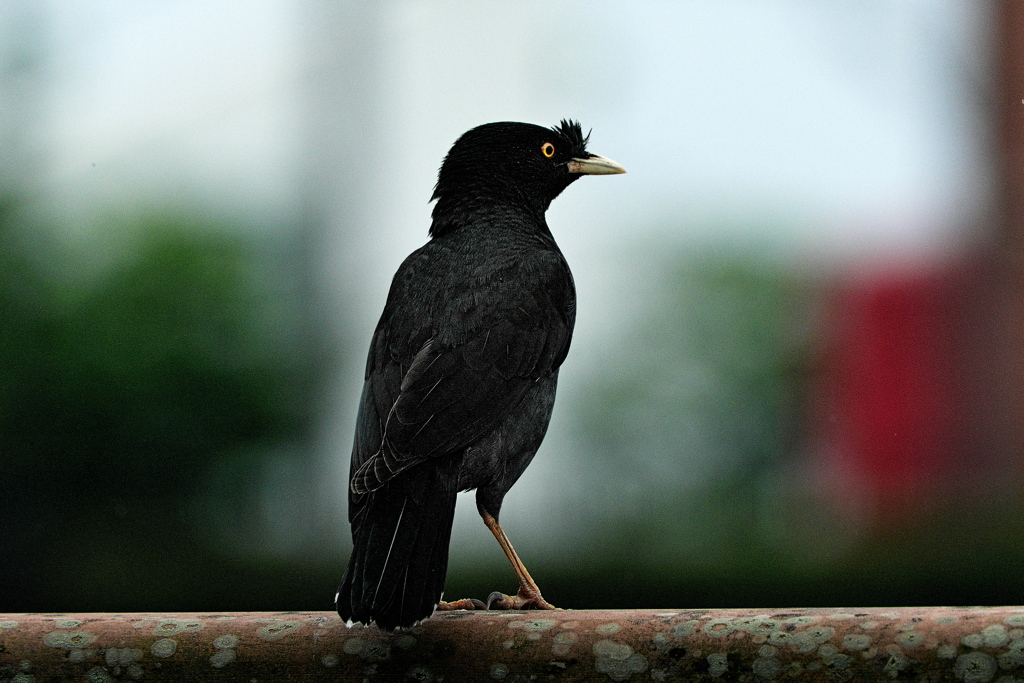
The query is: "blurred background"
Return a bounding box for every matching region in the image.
[2,1,1023,612]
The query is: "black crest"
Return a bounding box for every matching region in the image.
[551,119,590,152]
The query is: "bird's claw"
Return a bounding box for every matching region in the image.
[486,588,558,611]
[437,598,487,611]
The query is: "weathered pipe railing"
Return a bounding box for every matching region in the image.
[2,608,1023,681]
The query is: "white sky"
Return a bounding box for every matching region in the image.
[14,1,989,251]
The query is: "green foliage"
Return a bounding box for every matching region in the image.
[2,209,312,503]
[0,197,329,609]
[6,198,1024,612]
[578,253,815,504]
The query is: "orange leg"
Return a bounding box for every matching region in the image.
[437,598,486,611]
[479,505,557,611]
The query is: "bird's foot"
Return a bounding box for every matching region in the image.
[437,598,487,611]
[486,587,558,611]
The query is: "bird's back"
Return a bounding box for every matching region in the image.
[351,222,575,494]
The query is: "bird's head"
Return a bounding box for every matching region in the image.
[429,120,625,237]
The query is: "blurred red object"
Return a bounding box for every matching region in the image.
[813,261,971,520]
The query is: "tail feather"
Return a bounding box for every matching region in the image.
[337,457,459,630]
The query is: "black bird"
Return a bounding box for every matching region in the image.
[336,120,625,631]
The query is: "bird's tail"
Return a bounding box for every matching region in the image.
[336,457,460,631]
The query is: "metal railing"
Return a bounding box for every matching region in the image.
[3,607,1023,681]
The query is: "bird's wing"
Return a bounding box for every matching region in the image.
[349,259,573,498]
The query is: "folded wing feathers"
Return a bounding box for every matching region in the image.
[350,310,568,495]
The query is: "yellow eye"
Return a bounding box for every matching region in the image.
[541,142,555,158]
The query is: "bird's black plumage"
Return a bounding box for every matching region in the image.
[336,120,624,630]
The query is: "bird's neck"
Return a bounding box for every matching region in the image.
[429,187,550,239]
